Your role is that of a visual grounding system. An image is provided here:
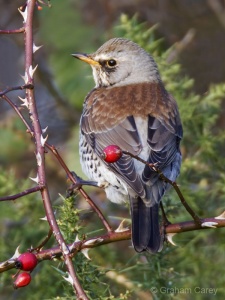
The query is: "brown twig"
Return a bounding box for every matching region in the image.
[122,150,201,225]
[160,202,171,226]
[0,84,33,97]
[32,228,53,252]
[0,186,41,201]
[46,144,113,233]
[166,28,196,63]
[169,180,201,225]
[208,0,225,29]
[0,27,25,34]
[0,95,33,134]
[1,213,225,274]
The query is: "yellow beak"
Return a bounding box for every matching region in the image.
[71,53,100,66]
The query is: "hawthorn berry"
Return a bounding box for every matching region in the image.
[15,252,38,271]
[102,145,122,163]
[13,272,31,289]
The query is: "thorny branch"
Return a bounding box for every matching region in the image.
[1,213,225,274]
[0,1,88,298]
[23,1,87,299]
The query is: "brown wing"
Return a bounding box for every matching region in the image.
[81,82,182,199]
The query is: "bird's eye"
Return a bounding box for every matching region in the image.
[106,59,117,68]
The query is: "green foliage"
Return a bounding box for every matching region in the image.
[39,1,96,110]
[56,195,82,239]
[0,118,30,166]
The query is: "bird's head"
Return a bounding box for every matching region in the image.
[72,38,161,88]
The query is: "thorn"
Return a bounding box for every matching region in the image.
[81,248,91,260]
[68,235,80,253]
[62,273,74,286]
[62,242,70,255]
[29,174,39,183]
[18,96,29,108]
[40,210,56,221]
[20,72,28,84]
[42,126,48,134]
[68,242,75,252]
[75,235,80,243]
[28,64,38,79]
[166,233,177,246]
[67,234,81,253]
[41,134,48,147]
[83,238,104,246]
[0,246,21,268]
[30,115,34,123]
[215,211,225,219]
[18,6,28,23]
[201,221,218,228]
[115,219,129,232]
[36,152,42,166]
[58,193,66,201]
[33,43,43,53]
[10,246,21,261]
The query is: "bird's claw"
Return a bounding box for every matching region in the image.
[66,171,98,197]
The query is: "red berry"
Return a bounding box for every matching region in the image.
[15,252,38,271]
[13,272,31,289]
[102,145,122,163]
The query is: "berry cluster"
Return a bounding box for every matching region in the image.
[13,252,38,289]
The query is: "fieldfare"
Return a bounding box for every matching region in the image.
[72,38,183,253]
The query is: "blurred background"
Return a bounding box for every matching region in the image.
[1,1,225,299]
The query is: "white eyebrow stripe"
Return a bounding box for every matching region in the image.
[94,54,111,61]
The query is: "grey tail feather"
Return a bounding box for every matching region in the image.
[129,196,163,253]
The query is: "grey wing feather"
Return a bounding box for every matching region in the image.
[142,114,182,202]
[81,115,146,197]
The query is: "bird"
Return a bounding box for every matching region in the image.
[72,38,183,253]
